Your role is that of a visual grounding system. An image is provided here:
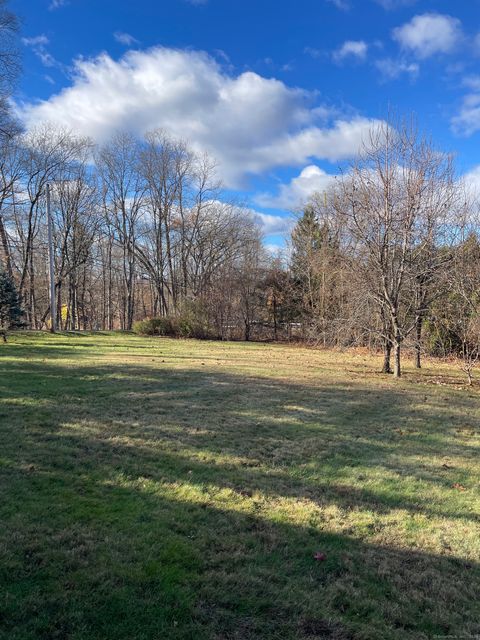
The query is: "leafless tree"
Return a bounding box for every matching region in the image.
[51,163,99,329]
[97,132,145,329]
[0,0,20,139]
[336,117,460,377]
[12,125,92,326]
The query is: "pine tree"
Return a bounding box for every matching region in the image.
[290,205,340,326]
[0,269,23,333]
[290,205,322,283]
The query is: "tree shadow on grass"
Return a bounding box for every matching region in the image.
[0,357,480,639]
[1,460,479,640]
[5,358,478,513]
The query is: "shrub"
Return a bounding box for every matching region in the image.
[175,301,218,339]
[132,317,176,336]
[133,307,217,340]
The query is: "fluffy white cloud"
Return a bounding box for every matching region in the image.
[333,40,368,63]
[392,13,462,59]
[256,165,337,210]
[18,47,379,186]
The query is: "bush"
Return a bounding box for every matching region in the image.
[132,317,176,336]
[133,306,218,340]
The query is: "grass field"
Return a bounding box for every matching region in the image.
[0,332,479,640]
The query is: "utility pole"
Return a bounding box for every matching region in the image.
[46,182,56,333]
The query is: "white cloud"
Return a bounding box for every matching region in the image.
[451,75,480,136]
[333,40,368,63]
[392,13,462,59]
[463,165,480,193]
[22,35,49,47]
[114,32,139,46]
[21,34,60,69]
[18,47,379,186]
[462,75,480,91]
[36,50,58,68]
[375,57,419,80]
[253,211,294,234]
[304,46,323,59]
[264,243,287,256]
[256,165,337,210]
[452,94,480,136]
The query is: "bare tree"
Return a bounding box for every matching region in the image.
[445,221,480,384]
[97,132,145,329]
[0,133,22,277]
[51,163,99,329]
[14,125,92,327]
[0,0,20,139]
[336,117,460,377]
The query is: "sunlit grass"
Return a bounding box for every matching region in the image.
[0,332,479,639]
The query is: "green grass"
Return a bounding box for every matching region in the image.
[0,332,479,640]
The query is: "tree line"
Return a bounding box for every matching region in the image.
[0,0,479,381]
[0,124,270,336]
[287,118,480,381]
[1,116,479,381]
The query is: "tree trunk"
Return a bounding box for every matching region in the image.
[0,214,13,278]
[414,314,423,369]
[382,341,392,374]
[393,341,401,378]
[56,283,62,330]
[273,296,277,341]
[467,368,473,386]
[381,308,393,373]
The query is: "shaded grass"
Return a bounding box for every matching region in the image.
[0,332,479,639]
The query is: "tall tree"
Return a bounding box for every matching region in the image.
[290,202,345,344]
[0,0,20,139]
[97,132,145,329]
[336,117,460,377]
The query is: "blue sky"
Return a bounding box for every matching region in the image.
[13,0,480,247]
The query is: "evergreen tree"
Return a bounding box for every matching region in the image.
[0,269,23,331]
[290,205,322,283]
[290,205,323,318]
[290,204,342,340]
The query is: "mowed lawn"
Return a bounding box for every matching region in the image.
[0,333,479,640]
